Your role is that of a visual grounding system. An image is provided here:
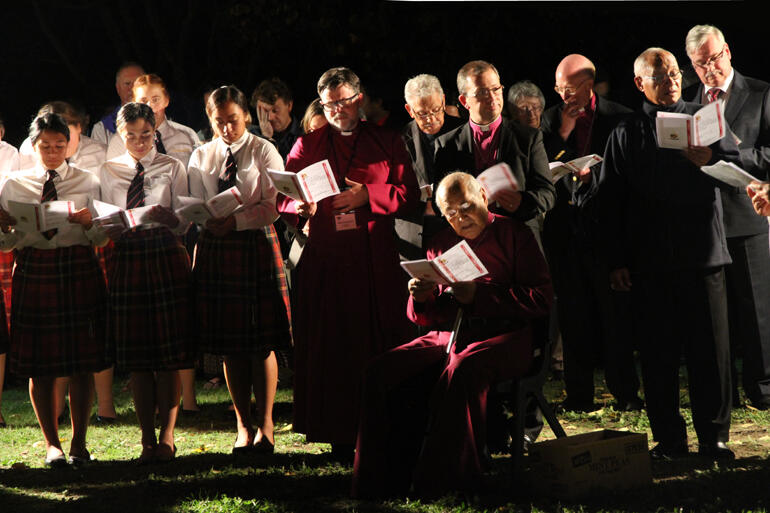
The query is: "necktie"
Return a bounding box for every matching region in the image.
[126,162,145,209]
[218,148,237,193]
[155,130,167,154]
[41,170,58,239]
[707,88,723,103]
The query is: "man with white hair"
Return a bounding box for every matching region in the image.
[397,74,463,259]
[685,24,770,411]
[598,47,739,461]
[91,62,145,144]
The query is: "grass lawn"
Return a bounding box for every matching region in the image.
[1,371,770,513]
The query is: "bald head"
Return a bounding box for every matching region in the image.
[554,54,595,109]
[633,48,682,106]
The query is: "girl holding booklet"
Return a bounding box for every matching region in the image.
[0,112,108,467]
[98,102,192,463]
[187,85,291,454]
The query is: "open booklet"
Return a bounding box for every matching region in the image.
[656,99,725,149]
[91,200,155,230]
[476,163,519,200]
[549,154,603,183]
[400,240,489,285]
[701,160,767,189]
[175,186,244,225]
[7,200,75,233]
[267,159,340,203]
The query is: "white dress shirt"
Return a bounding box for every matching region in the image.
[90,120,111,145]
[106,118,201,167]
[19,135,107,174]
[99,147,189,234]
[0,141,20,173]
[0,161,106,250]
[188,131,281,231]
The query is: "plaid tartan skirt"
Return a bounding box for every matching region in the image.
[107,227,193,372]
[9,245,108,377]
[0,250,14,333]
[194,226,292,356]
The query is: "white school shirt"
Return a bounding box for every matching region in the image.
[188,131,281,231]
[19,135,107,174]
[0,161,106,250]
[90,120,111,145]
[98,147,189,235]
[106,118,200,167]
[0,141,20,173]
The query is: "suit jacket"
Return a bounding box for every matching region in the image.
[687,70,770,236]
[433,118,555,223]
[540,95,632,258]
[395,115,465,259]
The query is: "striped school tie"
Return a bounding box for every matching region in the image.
[218,148,237,193]
[41,169,58,239]
[126,162,146,209]
[707,88,723,103]
[155,130,167,154]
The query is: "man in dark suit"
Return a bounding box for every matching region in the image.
[397,74,464,260]
[599,47,737,460]
[433,60,555,224]
[540,54,641,412]
[685,24,770,410]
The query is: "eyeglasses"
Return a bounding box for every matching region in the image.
[412,102,445,120]
[466,85,504,99]
[515,103,543,115]
[554,76,591,96]
[692,45,727,70]
[320,93,359,111]
[641,69,683,84]
[443,201,475,220]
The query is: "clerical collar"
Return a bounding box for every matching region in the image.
[470,115,502,133]
[334,121,360,137]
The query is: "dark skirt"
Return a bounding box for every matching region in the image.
[9,245,108,377]
[194,226,292,356]
[107,227,193,372]
[0,250,13,333]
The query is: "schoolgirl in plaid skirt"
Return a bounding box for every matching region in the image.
[98,103,192,464]
[0,112,108,467]
[187,86,292,454]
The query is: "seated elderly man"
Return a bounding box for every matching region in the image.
[506,80,546,129]
[352,172,553,498]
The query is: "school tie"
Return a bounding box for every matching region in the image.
[218,148,237,193]
[41,169,58,239]
[155,130,167,154]
[707,88,723,103]
[126,162,145,209]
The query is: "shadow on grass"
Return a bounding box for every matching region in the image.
[2,451,770,513]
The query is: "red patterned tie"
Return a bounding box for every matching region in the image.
[218,148,237,193]
[41,170,58,239]
[126,162,145,209]
[707,89,722,103]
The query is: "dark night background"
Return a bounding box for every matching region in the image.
[0,1,760,147]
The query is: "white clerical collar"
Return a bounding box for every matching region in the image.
[470,115,501,132]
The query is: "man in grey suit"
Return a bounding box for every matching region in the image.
[686,25,770,410]
[397,74,463,259]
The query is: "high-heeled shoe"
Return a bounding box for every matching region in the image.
[137,445,157,465]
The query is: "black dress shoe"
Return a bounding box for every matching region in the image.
[95,415,116,424]
[649,443,688,460]
[749,397,770,411]
[617,397,645,412]
[45,453,68,469]
[698,441,735,460]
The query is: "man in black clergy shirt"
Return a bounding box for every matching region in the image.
[598,47,738,461]
[685,25,770,411]
[540,54,640,413]
[433,60,555,224]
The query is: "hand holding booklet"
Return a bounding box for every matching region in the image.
[7,200,75,233]
[400,240,489,285]
[267,159,340,203]
[656,99,725,149]
[476,163,518,200]
[91,200,155,230]
[549,154,603,183]
[700,160,768,189]
[175,186,244,224]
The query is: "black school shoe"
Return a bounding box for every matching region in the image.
[649,442,689,460]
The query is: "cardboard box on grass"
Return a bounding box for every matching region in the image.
[528,429,652,499]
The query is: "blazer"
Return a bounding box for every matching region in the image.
[687,70,770,236]
[433,118,555,222]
